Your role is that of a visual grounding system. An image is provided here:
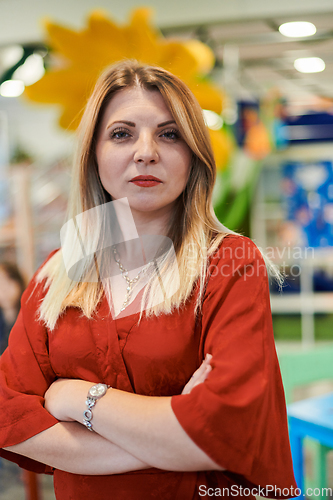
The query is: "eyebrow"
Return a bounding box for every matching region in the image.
[107,120,134,129]
[106,119,176,130]
[157,120,176,128]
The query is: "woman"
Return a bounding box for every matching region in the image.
[0,61,298,499]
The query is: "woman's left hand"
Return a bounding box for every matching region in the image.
[44,378,88,421]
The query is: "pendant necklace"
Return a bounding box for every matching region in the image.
[112,245,151,312]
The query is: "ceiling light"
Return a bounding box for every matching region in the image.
[279,22,316,38]
[203,110,223,130]
[0,45,24,69]
[0,80,25,97]
[294,57,325,73]
[13,53,45,85]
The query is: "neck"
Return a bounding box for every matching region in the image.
[114,205,174,266]
[131,209,171,238]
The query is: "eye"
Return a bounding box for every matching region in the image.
[160,129,181,141]
[110,127,131,140]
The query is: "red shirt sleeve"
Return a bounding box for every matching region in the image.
[171,235,297,497]
[0,250,60,473]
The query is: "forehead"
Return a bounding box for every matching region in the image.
[100,86,173,125]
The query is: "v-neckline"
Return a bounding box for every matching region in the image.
[93,293,138,392]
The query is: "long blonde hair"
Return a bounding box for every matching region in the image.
[37,60,235,330]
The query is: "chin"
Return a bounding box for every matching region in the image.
[130,195,177,214]
[129,202,164,213]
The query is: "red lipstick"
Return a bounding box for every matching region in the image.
[130,175,162,187]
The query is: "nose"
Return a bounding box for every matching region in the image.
[133,133,159,165]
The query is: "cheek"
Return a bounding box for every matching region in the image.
[97,150,123,185]
[175,150,192,185]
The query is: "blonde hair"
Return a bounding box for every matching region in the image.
[36,60,241,330]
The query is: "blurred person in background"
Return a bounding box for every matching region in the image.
[0,262,25,355]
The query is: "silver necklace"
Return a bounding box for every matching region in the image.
[112,245,150,312]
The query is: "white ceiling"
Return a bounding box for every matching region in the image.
[1,0,333,108]
[164,11,333,109]
[1,0,333,163]
[0,0,333,45]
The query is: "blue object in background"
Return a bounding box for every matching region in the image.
[235,100,260,147]
[288,392,333,495]
[285,112,333,144]
[282,161,333,248]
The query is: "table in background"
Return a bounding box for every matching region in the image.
[288,392,333,495]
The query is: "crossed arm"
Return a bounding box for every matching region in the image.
[5,355,225,475]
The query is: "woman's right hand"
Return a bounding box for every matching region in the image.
[181,353,212,395]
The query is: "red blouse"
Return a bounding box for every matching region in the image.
[0,235,298,499]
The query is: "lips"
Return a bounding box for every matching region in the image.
[130,175,162,187]
[130,175,162,182]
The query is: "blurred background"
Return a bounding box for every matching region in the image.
[1,0,333,498]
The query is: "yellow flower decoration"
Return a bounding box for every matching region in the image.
[208,129,235,171]
[25,8,227,166]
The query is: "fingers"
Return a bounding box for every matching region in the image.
[191,354,211,379]
[181,353,213,395]
[205,353,213,363]
[193,353,212,379]
[192,362,212,388]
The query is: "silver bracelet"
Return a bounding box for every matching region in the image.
[83,383,110,432]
